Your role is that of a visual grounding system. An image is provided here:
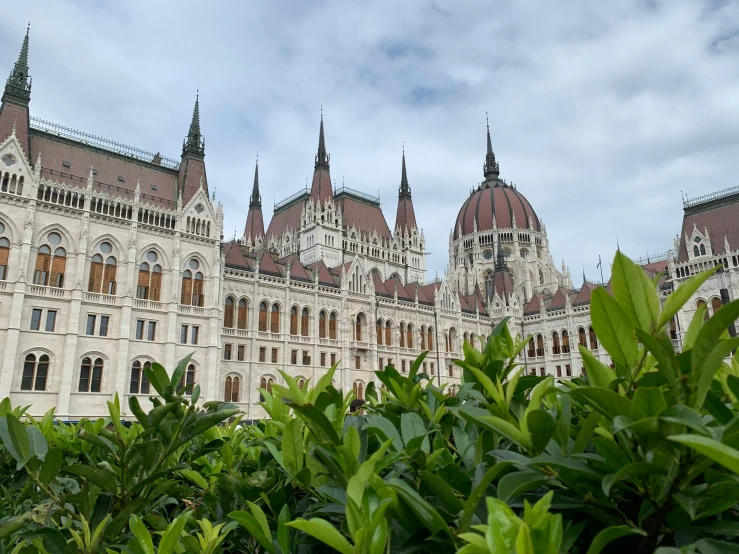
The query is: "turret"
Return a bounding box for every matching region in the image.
[178,93,208,204]
[310,110,332,205]
[244,156,265,244]
[394,147,417,233]
[0,24,32,155]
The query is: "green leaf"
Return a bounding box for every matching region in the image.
[363,415,403,452]
[497,470,551,503]
[282,418,303,477]
[4,413,30,468]
[527,410,555,454]
[386,478,452,537]
[129,514,155,554]
[179,469,209,490]
[693,337,739,409]
[420,471,464,515]
[459,406,531,450]
[287,518,353,554]
[26,425,47,461]
[691,299,739,381]
[590,287,638,368]
[63,464,118,492]
[79,430,117,455]
[39,448,62,486]
[128,396,148,426]
[144,362,170,397]
[586,526,646,554]
[669,434,739,474]
[247,501,273,546]
[611,251,660,331]
[580,346,616,389]
[277,504,290,554]
[158,510,191,554]
[183,409,241,441]
[602,462,667,497]
[169,353,194,393]
[573,410,601,454]
[659,265,718,329]
[400,412,429,453]
[459,462,512,532]
[659,405,708,435]
[570,388,633,421]
[684,304,707,350]
[631,387,668,420]
[409,350,428,381]
[284,400,341,446]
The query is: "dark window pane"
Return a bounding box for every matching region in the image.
[91,360,103,393]
[44,310,56,332]
[21,358,35,390]
[135,320,144,340]
[147,322,156,341]
[180,325,188,344]
[86,315,96,335]
[191,327,198,345]
[30,309,42,331]
[34,358,48,390]
[99,316,109,337]
[79,361,91,392]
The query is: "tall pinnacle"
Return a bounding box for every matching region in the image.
[315,108,329,169]
[4,24,32,105]
[494,238,507,272]
[250,155,261,209]
[182,92,204,158]
[483,112,500,180]
[399,145,411,199]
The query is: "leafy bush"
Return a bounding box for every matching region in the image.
[1,252,739,553]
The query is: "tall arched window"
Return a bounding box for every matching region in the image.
[329,312,337,339]
[353,381,364,401]
[298,378,306,390]
[427,327,434,351]
[137,251,162,300]
[589,326,598,350]
[694,245,700,257]
[385,321,392,346]
[552,332,560,354]
[407,324,413,349]
[88,242,117,294]
[34,232,67,287]
[470,333,476,350]
[181,270,193,305]
[562,330,570,353]
[179,364,196,395]
[376,319,383,345]
[237,299,248,329]
[399,323,406,347]
[259,302,268,332]
[421,325,427,350]
[301,308,310,337]
[192,272,204,307]
[224,297,235,328]
[711,297,722,317]
[181,259,204,306]
[355,314,363,341]
[259,376,274,402]
[700,244,706,256]
[270,304,280,333]
[319,311,327,338]
[536,334,544,357]
[78,357,103,393]
[527,337,535,357]
[290,306,299,335]
[21,353,49,391]
[578,327,587,348]
[696,299,709,321]
[225,375,240,402]
[0,222,9,281]
[130,360,151,394]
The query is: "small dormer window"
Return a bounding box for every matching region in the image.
[1,154,15,167]
[62,160,70,168]
[151,185,157,191]
[118,176,125,182]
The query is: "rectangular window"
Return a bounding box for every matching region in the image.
[147,321,156,341]
[302,350,310,365]
[355,355,361,370]
[86,314,96,336]
[30,308,42,331]
[423,362,427,373]
[291,350,297,365]
[259,347,266,363]
[320,352,326,367]
[99,316,109,337]
[565,364,571,377]
[224,344,232,360]
[135,320,144,340]
[271,348,278,363]
[379,357,384,369]
[191,326,199,345]
[331,353,336,366]
[430,362,434,375]
[237,345,245,361]
[401,360,406,372]
[45,310,57,332]
[180,325,188,344]
[556,365,562,377]
[539,367,545,376]
[388,359,394,368]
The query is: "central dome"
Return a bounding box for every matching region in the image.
[454,180,540,240]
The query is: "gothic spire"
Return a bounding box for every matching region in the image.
[494,238,507,272]
[399,145,411,199]
[250,155,261,209]
[182,92,204,158]
[3,23,31,105]
[483,112,500,181]
[315,108,329,169]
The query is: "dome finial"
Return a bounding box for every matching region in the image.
[483,112,500,181]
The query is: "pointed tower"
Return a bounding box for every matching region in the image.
[244,156,265,243]
[309,110,333,204]
[483,113,499,182]
[394,147,418,232]
[0,24,32,155]
[178,93,208,203]
[491,240,514,306]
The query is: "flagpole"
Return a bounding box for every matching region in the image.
[598,255,604,287]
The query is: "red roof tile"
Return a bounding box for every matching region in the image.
[244,206,265,239]
[257,251,282,276]
[306,260,339,287]
[265,199,304,241]
[524,293,544,314]
[548,288,568,309]
[338,195,392,240]
[573,282,597,305]
[278,253,312,282]
[0,103,30,159]
[678,192,739,262]
[395,197,417,231]
[224,242,254,270]
[454,182,540,240]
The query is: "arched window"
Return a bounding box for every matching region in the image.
[376,319,383,345]
[182,260,204,306]
[385,321,392,346]
[694,245,700,257]
[225,375,240,402]
[527,337,535,358]
[469,333,476,350]
[290,306,299,335]
[319,311,327,338]
[355,314,363,341]
[298,378,306,390]
[179,364,196,395]
[421,325,427,350]
[0,222,9,280]
[353,381,364,401]
[258,302,268,332]
[578,327,587,348]
[484,271,493,299]
[34,232,67,287]
[399,323,406,347]
[78,357,103,393]
[181,270,193,305]
[137,251,162,300]
[562,330,570,353]
[192,272,204,307]
[552,332,560,354]
[329,312,337,339]
[237,299,248,329]
[301,308,309,337]
[536,334,544,357]
[21,353,49,391]
[711,297,722,317]
[129,360,151,394]
[589,326,598,350]
[696,299,709,321]
[88,242,117,294]
[224,297,235,328]
[270,304,280,333]
[700,244,706,256]
[259,376,274,402]
[427,327,434,351]
[407,324,413,349]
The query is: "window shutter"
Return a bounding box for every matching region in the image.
[376,324,382,345]
[407,329,412,348]
[259,308,267,332]
[0,245,9,278]
[103,263,117,295]
[89,261,103,292]
[181,276,192,305]
[150,272,162,301]
[237,305,247,329]
[232,377,240,402]
[385,326,391,346]
[290,313,298,335]
[270,309,279,333]
[329,318,336,339]
[428,331,433,351]
[301,315,308,337]
[224,304,234,328]
[193,278,204,306]
[319,317,326,339]
[50,255,66,288]
[35,252,50,285]
[224,377,232,402]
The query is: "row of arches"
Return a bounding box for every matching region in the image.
[375,318,434,349]
[527,326,598,358]
[695,297,723,321]
[2,171,24,195]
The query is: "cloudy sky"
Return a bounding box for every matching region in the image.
[3,0,739,283]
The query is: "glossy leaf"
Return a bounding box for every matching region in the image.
[287,518,353,554]
[590,287,638,368]
[669,434,739,474]
[585,526,646,554]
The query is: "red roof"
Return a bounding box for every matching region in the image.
[257,251,282,276]
[395,197,417,231]
[524,293,544,314]
[678,193,739,262]
[548,288,568,309]
[338,195,392,240]
[224,242,254,270]
[244,205,265,239]
[573,282,598,305]
[266,200,303,240]
[0,103,30,159]
[306,260,339,287]
[454,181,540,239]
[278,253,312,282]
[493,270,514,302]
[310,166,333,204]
